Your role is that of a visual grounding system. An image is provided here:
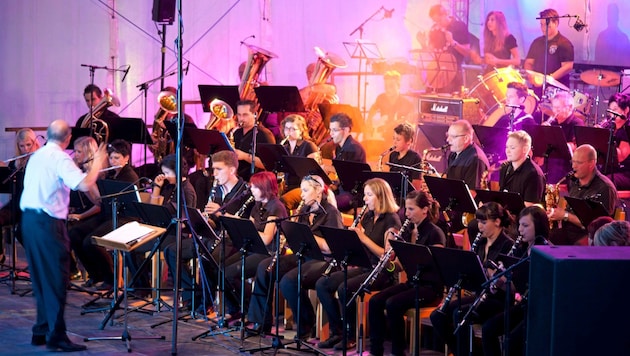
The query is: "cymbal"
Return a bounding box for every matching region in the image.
[580,69,621,87]
[525,70,569,90]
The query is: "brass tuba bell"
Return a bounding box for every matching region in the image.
[205,98,235,130]
[238,44,278,101]
[81,88,118,145]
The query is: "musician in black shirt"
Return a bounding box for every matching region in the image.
[232,100,276,181]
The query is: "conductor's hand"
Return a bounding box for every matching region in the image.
[92,144,108,170]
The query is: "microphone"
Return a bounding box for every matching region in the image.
[573,16,587,32]
[184,61,190,75]
[240,34,255,45]
[506,104,525,110]
[384,7,395,18]
[607,109,626,119]
[438,144,450,151]
[121,65,131,82]
[80,64,107,69]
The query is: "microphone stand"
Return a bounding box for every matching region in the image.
[250,121,258,177]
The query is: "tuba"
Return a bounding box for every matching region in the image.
[151,90,177,162]
[81,88,118,144]
[239,44,277,101]
[301,47,347,145]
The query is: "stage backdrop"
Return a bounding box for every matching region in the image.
[0,0,628,182]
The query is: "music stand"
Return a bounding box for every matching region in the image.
[280,221,327,355]
[362,170,411,203]
[164,120,197,148]
[197,85,240,113]
[218,216,270,346]
[254,86,306,113]
[68,127,92,150]
[184,127,233,156]
[428,246,487,355]
[282,156,332,185]
[424,176,476,214]
[128,202,173,228]
[521,124,572,175]
[343,39,382,118]
[319,225,372,356]
[564,196,610,228]
[108,117,153,145]
[473,125,509,164]
[391,240,441,356]
[255,143,290,173]
[473,190,525,217]
[415,50,458,91]
[574,126,616,174]
[318,103,364,134]
[333,159,371,194]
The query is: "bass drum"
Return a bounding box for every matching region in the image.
[482,90,539,127]
[468,67,529,126]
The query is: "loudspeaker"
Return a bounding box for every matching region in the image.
[527,246,630,356]
[152,0,176,24]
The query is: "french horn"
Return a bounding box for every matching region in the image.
[81,88,118,145]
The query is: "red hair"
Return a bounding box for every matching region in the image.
[250,171,278,200]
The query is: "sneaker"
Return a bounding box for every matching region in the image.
[317,334,342,348]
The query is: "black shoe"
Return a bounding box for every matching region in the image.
[46,336,87,352]
[295,324,315,341]
[95,281,113,291]
[317,334,342,348]
[31,334,46,346]
[334,339,356,351]
[81,279,101,288]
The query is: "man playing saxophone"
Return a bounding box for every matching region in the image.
[547,144,618,245]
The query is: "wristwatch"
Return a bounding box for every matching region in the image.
[563,211,569,222]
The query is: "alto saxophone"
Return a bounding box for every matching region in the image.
[322,206,367,277]
[545,170,575,228]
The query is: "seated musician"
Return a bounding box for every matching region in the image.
[316,178,401,351]
[249,175,342,336]
[499,130,546,206]
[494,82,536,131]
[430,201,514,356]
[0,128,41,262]
[278,114,320,210]
[593,220,630,246]
[326,113,366,211]
[445,120,490,189]
[233,99,276,181]
[481,206,551,356]
[366,71,414,138]
[75,84,119,128]
[540,91,585,184]
[222,172,287,322]
[603,93,630,189]
[385,122,422,180]
[547,144,618,245]
[164,150,250,313]
[369,190,445,356]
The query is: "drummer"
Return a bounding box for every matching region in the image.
[524,8,574,97]
[494,82,537,130]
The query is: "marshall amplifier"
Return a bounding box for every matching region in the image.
[417,94,480,124]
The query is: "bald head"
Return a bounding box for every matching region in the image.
[47,120,71,147]
[574,144,597,161]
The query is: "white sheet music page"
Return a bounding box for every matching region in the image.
[100,221,154,245]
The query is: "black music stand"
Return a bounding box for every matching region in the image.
[362,170,412,203]
[280,221,327,355]
[473,190,525,217]
[473,125,509,165]
[282,156,332,185]
[164,120,197,148]
[254,86,306,114]
[428,246,488,356]
[564,196,610,228]
[318,103,364,134]
[574,126,616,175]
[424,176,476,215]
[417,123,449,172]
[185,127,233,156]
[108,118,153,145]
[391,241,441,356]
[319,226,373,356]
[521,124,571,175]
[256,143,290,173]
[218,216,270,346]
[198,85,240,113]
[333,159,371,194]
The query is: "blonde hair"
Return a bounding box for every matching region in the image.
[73,136,98,172]
[302,175,337,208]
[14,128,41,170]
[507,130,532,151]
[365,178,399,214]
[281,114,311,140]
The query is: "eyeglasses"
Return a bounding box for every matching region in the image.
[284,127,299,132]
[447,134,466,139]
[330,127,346,133]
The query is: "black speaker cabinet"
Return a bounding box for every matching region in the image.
[527,246,630,356]
[152,0,176,24]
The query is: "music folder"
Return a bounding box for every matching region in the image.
[93,221,165,252]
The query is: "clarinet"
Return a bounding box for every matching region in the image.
[357,218,412,289]
[265,200,306,272]
[322,206,367,277]
[202,179,219,219]
[210,195,254,252]
[470,232,483,252]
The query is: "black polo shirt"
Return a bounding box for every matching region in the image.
[477,232,514,264]
[567,170,617,216]
[499,157,546,204]
[547,114,585,143]
[296,199,344,237]
[282,138,318,189]
[389,150,422,180]
[360,210,401,265]
[233,125,276,181]
[334,135,366,163]
[251,196,288,250]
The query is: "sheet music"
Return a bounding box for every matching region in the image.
[99,221,154,246]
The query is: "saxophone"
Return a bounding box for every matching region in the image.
[357,218,412,289]
[377,146,395,171]
[545,171,575,228]
[322,206,367,277]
